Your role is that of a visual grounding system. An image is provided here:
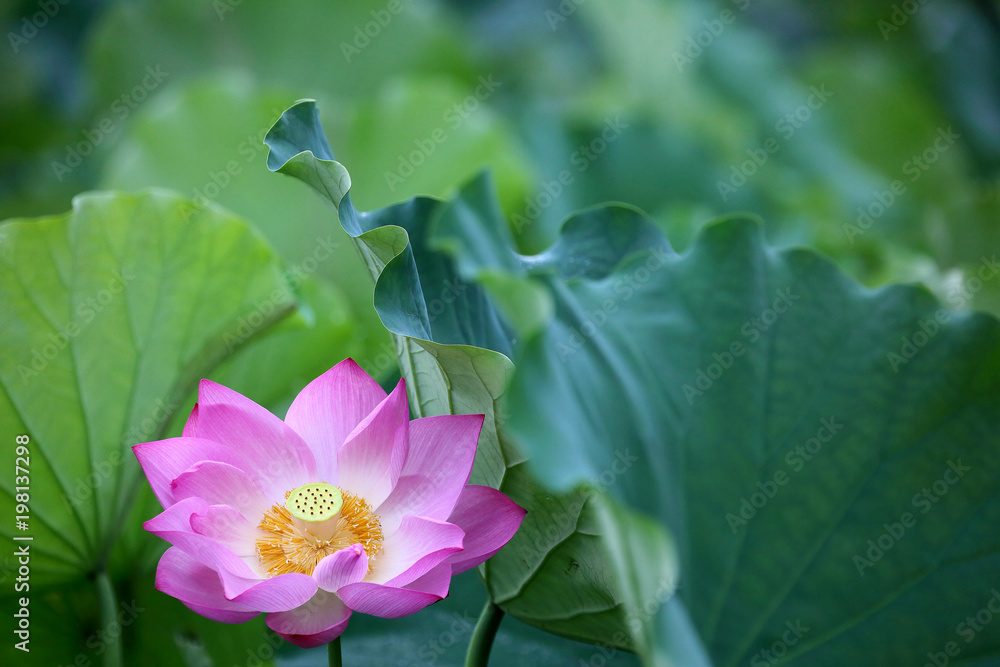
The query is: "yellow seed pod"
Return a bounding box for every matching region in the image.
[285,482,343,523]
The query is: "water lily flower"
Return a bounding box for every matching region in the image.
[133,359,525,647]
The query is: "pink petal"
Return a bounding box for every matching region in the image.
[132,437,246,509]
[404,561,453,598]
[284,358,388,485]
[155,547,259,623]
[190,505,260,558]
[266,589,352,648]
[376,414,483,533]
[195,379,316,498]
[312,544,368,593]
[226,573,319,613]
[181,404,199,437]
[337,579,445,618]
[145,498,318,611]
[368,516,464,587]
[336,379,409,508]
[446,485,526,574]
[144,497,258,580]
[171,461,271,521]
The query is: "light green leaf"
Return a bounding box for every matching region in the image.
[0,190,296,584]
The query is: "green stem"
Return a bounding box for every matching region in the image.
[96,571,123,667]
[328,636,342,667]
[465,600,504,667]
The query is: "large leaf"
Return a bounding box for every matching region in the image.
[265,100,636,650]
[265,101,1000,666]
[502,219,1000,665]
[0,190,296,584]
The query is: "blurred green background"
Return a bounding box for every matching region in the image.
[1,0,998,664]
[3,0,999,322]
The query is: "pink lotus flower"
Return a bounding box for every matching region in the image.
[134,359,525,647]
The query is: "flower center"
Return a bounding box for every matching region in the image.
[256,482,383,577]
